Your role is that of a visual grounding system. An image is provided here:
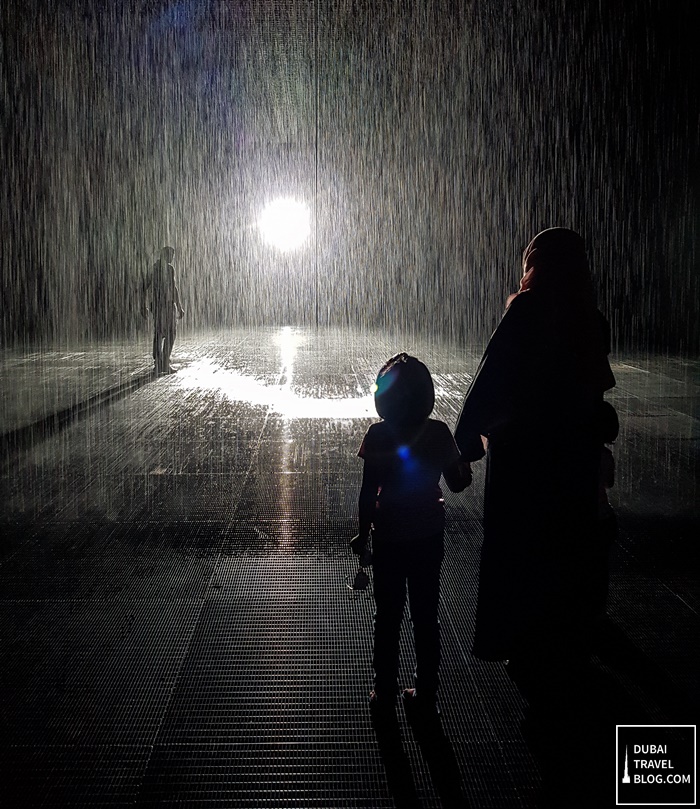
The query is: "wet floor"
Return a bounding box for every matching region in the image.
[1,326,698,807]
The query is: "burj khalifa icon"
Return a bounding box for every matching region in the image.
[622,746,631,784]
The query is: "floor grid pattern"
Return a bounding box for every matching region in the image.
[1,328,698,807]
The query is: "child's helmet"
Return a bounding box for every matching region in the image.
[374,353,435,425]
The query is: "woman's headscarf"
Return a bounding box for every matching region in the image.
[521,227,614,390]
[455,227,615,455]
[521,227,592,293]
[507,227,595,307]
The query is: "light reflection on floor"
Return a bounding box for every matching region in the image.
[175,327,454,420]
[175,357,376,418]
[176,327,379,418]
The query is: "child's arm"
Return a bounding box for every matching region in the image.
[442,423,473,492]
[351,460,380,554]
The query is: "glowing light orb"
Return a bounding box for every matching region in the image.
[258,198,311,251]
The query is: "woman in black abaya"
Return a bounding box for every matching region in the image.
[455,228,615,707]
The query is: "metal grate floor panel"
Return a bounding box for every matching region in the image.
[1,328,698,807]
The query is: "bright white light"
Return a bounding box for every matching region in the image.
[258,198,311,251]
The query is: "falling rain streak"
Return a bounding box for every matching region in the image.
[1,1,698,353]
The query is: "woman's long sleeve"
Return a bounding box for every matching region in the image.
[455,297,531,459]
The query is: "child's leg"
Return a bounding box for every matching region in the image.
[372,542,407,700]
[407,534,444,701]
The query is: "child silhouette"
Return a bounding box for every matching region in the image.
[352,353,472,717]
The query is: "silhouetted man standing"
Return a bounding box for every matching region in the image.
[146,245,184,375]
